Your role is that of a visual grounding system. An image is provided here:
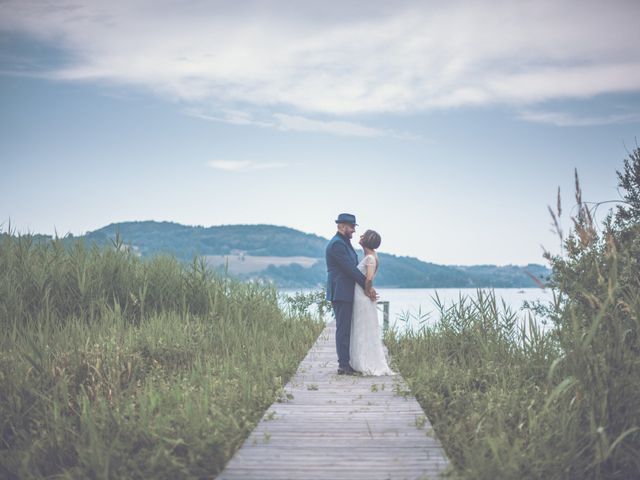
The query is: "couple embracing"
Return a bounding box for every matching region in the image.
[325,213,395,376]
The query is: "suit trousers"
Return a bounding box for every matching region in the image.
[332,300,353,370]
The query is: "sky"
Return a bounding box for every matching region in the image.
[2,0,640,266]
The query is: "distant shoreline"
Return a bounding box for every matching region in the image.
[2,221,551,289]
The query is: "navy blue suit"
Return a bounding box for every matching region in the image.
[325,233,367,369]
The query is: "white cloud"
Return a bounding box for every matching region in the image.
[206,160,288,172]
[186,108,416,138]
[517,110,640,127]
[272,113,382,137]
[1,0,639,115]
[186,109,274,128]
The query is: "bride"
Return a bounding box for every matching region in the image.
[350,229,395,376]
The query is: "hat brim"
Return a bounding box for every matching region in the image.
[335,220,358,226]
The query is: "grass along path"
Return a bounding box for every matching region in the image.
[386,289,640,479]
[0,233,324,478]
[1,302,323,478]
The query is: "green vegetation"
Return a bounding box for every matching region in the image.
[78,222,328,260]
[0,233,323,478]
[386,148,640,478]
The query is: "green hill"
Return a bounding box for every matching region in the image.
[57,220,550,288]
[81,221,327,259]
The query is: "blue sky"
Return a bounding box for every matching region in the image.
[2,0,639,265]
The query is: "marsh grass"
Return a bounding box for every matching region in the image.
[387,283,639,478]
[387,152,640,479]
[0,232,323,478]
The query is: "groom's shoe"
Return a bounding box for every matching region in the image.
[337,366,359,376]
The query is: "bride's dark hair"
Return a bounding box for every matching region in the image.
[362,230,381,249]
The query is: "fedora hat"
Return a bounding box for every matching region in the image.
[335,213,358,225]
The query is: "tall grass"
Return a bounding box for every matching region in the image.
[387,151,640,478]
[387,286,639,478]
[0,232,324,478]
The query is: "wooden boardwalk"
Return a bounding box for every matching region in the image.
[218,322,450,479]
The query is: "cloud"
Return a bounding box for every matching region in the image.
[273,113,382,137]
[186,109,274,128]
[517,110,640,127]
[187,108,416,138]
[1,0,639,115]
[206,160,288,172]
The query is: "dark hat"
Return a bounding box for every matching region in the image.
[335,213,358,225]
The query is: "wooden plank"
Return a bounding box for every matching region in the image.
[217,322,450,479]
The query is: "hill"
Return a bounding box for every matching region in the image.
[57,220,550,288]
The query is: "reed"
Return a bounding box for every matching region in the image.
[0,232,324,478]
[387,148,640,479]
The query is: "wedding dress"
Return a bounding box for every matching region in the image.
[350,254,395,376]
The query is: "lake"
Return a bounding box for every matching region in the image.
[280,287,554,332]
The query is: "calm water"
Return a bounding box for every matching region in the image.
[280,287,554,332]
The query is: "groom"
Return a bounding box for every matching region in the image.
[325,213,377,375]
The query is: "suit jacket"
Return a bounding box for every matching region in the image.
[325,232,367,302]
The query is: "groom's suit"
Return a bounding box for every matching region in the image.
[325,232,367,370]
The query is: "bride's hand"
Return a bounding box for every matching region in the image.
[369,287,378,302]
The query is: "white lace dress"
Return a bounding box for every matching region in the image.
[350,254,395,376]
